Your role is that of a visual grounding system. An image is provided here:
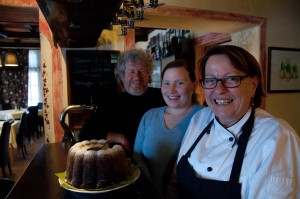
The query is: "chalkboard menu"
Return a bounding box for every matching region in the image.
[66,50,120,106]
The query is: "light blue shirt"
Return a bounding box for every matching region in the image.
[133,104,203,196]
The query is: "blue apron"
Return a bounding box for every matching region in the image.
[177,108,255,199]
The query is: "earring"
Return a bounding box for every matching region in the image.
[250,97,255,106]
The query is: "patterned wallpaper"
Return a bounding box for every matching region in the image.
[0,49,29,109]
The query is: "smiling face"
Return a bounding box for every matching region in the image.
[161,67,196,110]
[121,59,149,96]
[204,54,258,127]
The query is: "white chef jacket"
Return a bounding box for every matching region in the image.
[177,107,300,199]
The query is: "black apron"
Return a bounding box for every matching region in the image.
[177,108,255,199]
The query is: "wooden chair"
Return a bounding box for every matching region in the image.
[0,178,15,199]
[37,102,44,133]
[26,106,40,142]
[37,115,44,135]
[0,119,14,178]
[16,112,27,159]
[37,102,43,110]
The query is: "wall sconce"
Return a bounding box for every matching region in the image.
[5,52,18,67]
[0,57,2,67]
[110,0,164,36]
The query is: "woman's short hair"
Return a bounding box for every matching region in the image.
[199,45,265,108]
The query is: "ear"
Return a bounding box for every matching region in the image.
[193,80,198,92]
[120,74,125,83]
[251,76,259,95]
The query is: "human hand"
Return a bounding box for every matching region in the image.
[107,132,132,155]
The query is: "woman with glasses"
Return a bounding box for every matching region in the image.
[167,45,300,199]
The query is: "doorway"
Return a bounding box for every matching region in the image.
[134,5,266,106]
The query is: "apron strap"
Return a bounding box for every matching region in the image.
[230,107,255,183]
[185,120,214,157]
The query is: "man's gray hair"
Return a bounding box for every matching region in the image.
[114,48,154,83]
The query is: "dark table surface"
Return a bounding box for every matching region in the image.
[7,142,163,199]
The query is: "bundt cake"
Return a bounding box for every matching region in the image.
[65,139,130,189]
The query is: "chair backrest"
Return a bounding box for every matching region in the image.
[27,106,38,115]
[37,102,43,110]
[0,178,15,198]
[0,119,14,166]
[16,112,27,147]
[26,106,38,125]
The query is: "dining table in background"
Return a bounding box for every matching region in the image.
[38,109,43,117]
[0,108,43,121]
[6,143,163,199]
[0,109,26,120]
[0,108,43,164]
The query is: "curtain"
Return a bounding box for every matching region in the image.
[0,49,29,109]
[28,50,42,106]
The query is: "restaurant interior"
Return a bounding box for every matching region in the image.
[0,0,299,198]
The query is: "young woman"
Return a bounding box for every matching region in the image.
[133,59,204,197]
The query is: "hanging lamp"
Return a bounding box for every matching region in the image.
[5,51,18,67]
[110,0,165,36]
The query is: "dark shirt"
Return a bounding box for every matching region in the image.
[78,87,166,146]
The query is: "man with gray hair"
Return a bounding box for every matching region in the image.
[78,48,165,154]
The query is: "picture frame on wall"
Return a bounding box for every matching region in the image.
[267,47,300,93]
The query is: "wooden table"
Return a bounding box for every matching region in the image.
[7,143,163,199]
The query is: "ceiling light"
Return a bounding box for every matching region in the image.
[110,0,165,36]
[5,52,18,67]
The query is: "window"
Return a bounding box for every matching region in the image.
[28,50,42,106]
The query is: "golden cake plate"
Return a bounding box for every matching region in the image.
[57,166,140,194]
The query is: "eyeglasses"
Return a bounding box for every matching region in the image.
[199,75,249,89]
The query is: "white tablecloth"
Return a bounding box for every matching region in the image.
[0,120,20,148]
[38,109,43,117]
[0,109,26,120]
[0,109,43,148]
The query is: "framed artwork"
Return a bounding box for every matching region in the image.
[267,47,300,93]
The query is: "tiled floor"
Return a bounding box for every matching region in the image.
[1,132,45,182]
